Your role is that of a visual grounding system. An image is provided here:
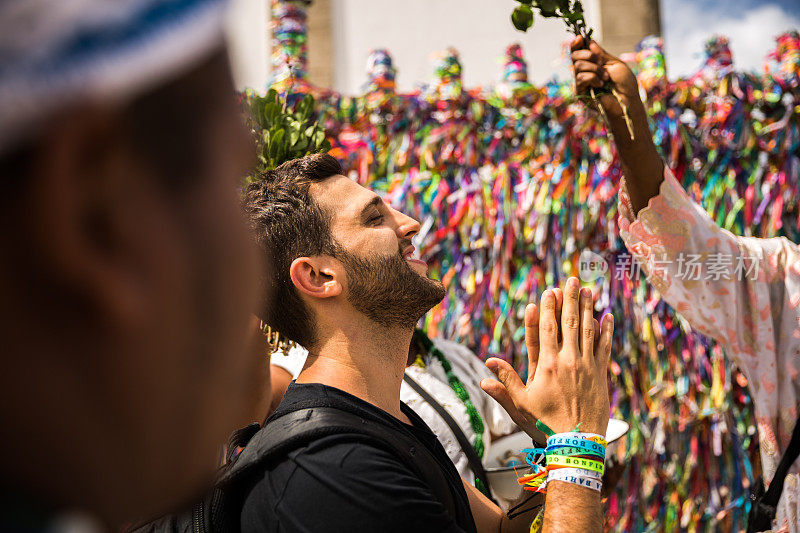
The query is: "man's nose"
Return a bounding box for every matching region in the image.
[392,207,421,240]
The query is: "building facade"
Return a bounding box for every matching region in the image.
[226,0,661,93]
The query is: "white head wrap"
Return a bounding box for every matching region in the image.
[0,0,227,152]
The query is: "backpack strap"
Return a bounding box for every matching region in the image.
[224,423,260,463]
[219,407,459,523]
[402,372,493,498]
[748,413,800,532]
[764,414,800,507]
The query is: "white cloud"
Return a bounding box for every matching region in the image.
[663,3,800,79]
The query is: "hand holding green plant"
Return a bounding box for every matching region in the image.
[510,0,636,141]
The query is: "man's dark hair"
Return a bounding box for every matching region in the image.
[242,153,344,348]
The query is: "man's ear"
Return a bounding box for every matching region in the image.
[289,256,342,300]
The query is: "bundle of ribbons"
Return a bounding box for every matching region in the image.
[269,0,312,89]
[255,8,800,529]
[496,44,534,101]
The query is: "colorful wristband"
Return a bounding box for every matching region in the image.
[547,468,603,492]
[547,465,602,480]
[546,454,605,475]
[546,434,607,452]
[519,430,607,497]
[545,445,605,459]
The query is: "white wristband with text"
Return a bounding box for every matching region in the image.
[547,468,603,492]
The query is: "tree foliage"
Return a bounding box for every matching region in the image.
[243,88,332,175]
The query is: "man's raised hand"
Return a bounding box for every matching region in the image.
[480,277,613,437]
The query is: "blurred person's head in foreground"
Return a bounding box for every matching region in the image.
[0,0,264,526]
[242,154,445,354]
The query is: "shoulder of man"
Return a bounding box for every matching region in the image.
[238,432,466,533]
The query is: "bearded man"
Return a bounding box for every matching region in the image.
[240,154,614,532]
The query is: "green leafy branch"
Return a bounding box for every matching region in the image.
[511,0,592,38]
[244,88,332,176]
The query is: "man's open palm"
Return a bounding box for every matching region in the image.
[481,277,613,437]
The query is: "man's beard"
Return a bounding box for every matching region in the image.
[338,248,446,329]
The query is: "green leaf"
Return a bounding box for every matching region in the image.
[511,5,534,31]
[313,130,326,148]
[266,88,278,104]
[294,137,309,152]
[535,0,558,16]
[265,103,280,124]
[298,94,314,120]
[516,0,533,4]
[269,129,284,159]
[276,138,287,163]
[251,98,265,126]
[289,128,300,147]
[565,11,583,22]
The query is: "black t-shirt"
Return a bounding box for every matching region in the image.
[239,382,476,533]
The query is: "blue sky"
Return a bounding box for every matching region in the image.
[660,0,800,78]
